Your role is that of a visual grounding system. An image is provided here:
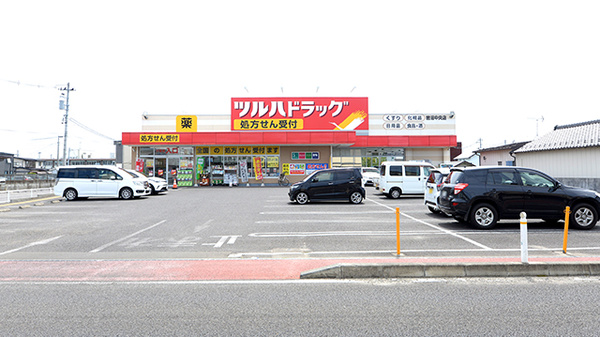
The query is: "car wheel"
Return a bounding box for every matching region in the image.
[469,203,498,229]
[389,188,402,199]
[119,187,134,200]
[295,192,309,205]
[349,191,363,204]
[150,185,156,195]
[570,203,598,230]
[64,188,78,201]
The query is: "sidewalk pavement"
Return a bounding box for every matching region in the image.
[1,257,600,281]
[0,194,60,211]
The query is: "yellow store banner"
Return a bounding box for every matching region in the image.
[238,146,252,155]
[233,119,303,130]
[224,146,237,155]
[140,134,180,143]
[252,146,266,155]
[266,146,280,155]
[196,146,210,155]
[210,146,224,155]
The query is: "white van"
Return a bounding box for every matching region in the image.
[378,161,435,198]
[54,165,151,201]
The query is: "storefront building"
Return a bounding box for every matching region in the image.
[121,97,457,186]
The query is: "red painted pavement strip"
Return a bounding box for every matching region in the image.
[1,257,600,281]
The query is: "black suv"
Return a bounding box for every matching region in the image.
[288,168,365,204]
[438,166,600,229]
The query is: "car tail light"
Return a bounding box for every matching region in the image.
[436,183,444,191]
[454,183,468,194]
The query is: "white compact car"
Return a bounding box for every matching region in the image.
[424,167,450,213]
[360,167,380,186]
[126,169,168,194]
[54,165,151,201]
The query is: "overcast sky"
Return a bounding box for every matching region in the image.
[1,0,599,159]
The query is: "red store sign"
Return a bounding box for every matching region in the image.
[231,97,368,131]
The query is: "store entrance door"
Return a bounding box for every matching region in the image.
[154,157,180,186]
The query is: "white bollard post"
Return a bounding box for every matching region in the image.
[520,212,528,263]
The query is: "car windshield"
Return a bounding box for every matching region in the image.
[362,168,378,174]
[134,170,149,178]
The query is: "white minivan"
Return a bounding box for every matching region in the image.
[54,165,150,201]
[378,161,435,199]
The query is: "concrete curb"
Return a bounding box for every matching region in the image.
[300,262,600,279]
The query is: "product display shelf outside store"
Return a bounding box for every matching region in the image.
[224,165,239,186]
[177,168,193,187]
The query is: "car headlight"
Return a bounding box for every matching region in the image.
[134,181,143,186]
[290,184,299,190]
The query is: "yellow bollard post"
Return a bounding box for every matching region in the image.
[563,206,571,254]
[396,207,401,256]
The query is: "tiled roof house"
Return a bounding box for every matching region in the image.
[514,119,600,191]
[516,119,600,152]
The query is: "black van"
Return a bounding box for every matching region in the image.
[288,168,365,204]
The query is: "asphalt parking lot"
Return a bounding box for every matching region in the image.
[1,186,600,261]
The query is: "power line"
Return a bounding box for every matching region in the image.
[0,78,56,89]
[69,117,116,141]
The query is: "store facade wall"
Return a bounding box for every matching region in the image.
[280,145,331,185]
[121,97,458,186]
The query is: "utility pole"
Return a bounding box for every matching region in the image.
[58,83,75,166]
[56,136,63,168]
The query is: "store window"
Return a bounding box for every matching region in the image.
[264,156,279,178]
[333,148,405,168]
[139,147,154,156]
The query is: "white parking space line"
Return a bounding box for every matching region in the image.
[256,219,399,224]
[90,220,167,253]
[249,231,446,237]
[0,236,63,256]
[194,219,214,233]
[366,198,493,250]
[260,211,391,215]
[229,246,600,258]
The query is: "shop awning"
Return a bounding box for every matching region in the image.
[121,132,457,148]
[121,131,357,146]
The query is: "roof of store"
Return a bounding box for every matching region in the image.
[515,119,600,153]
